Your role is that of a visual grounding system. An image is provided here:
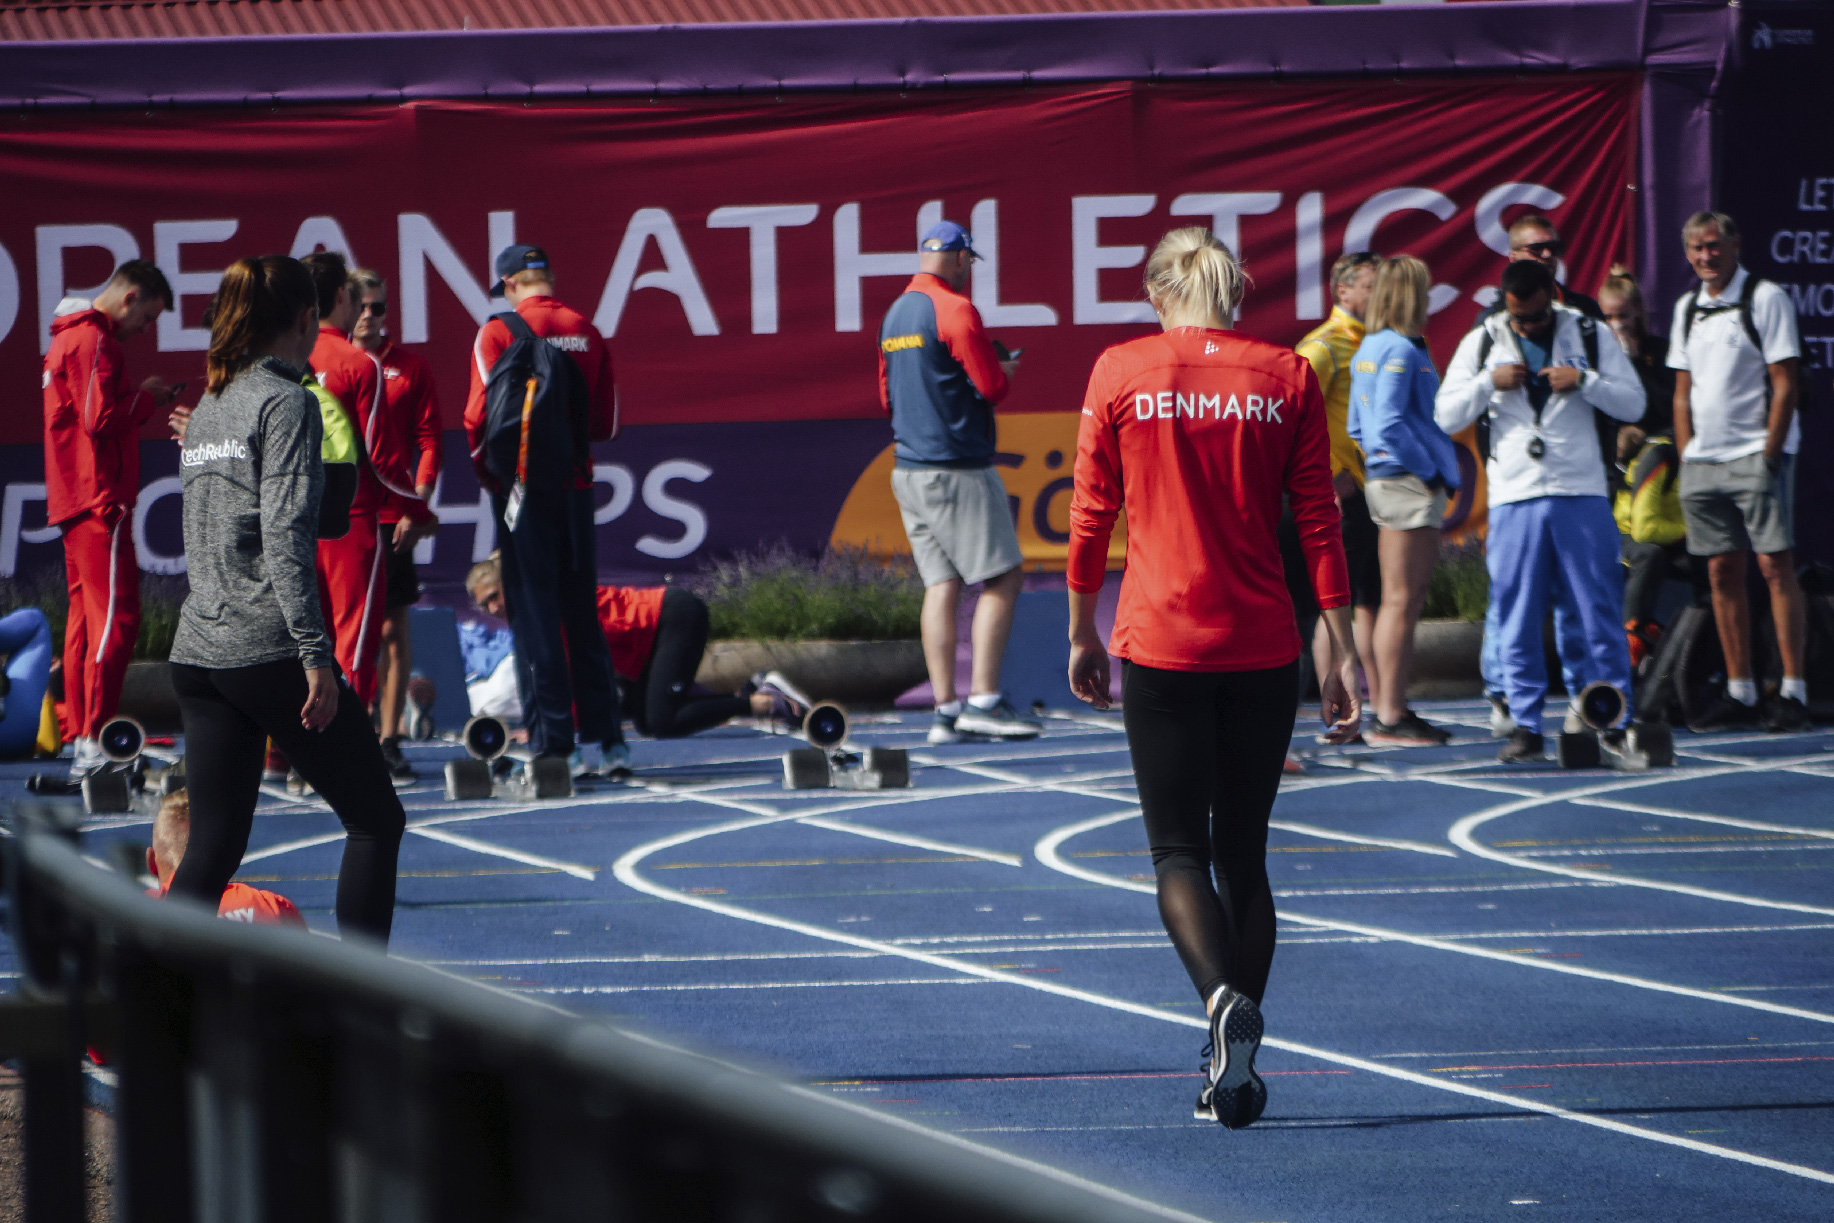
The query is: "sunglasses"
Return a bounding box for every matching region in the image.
[359,300,388,317]
[1512,240,1564,258]
[1509,305,1553,326]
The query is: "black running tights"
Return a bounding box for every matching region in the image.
[626,589,751,739]
[1122,659,1298,1007]
[170,659,407,943]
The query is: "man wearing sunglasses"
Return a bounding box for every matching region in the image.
[1437,260,1645,763]
[1472,213,1606,738]
[351,269,443,781]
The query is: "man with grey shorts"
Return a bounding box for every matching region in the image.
[878,221,1041,744]
[1668,210,1809,732]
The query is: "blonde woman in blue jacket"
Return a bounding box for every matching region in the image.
[1348,256,1460,746]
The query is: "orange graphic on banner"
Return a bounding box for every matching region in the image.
[829,412,1127,572]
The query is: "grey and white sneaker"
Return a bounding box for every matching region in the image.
[927,708,963,745]
[754,672,810,734]
[954,697,1042,740]
[1194,986,1266,1130]
[1489,694,1516,739]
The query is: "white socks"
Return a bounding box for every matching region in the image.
[1781,676,1809,705]
[1726,679,1759,707]
[967,693,1003,711]
[936,700,963,717]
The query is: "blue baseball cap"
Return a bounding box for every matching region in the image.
[489,244,550,297]
[919,221,982,260]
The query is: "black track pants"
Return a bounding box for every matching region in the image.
[1121,659,1298,1006]
[170,659,407,943]
[627,589,751,739]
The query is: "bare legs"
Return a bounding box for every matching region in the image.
[1313,606,1378,717]
[921,567,1024,704]
[1372,526,1440,726]
[376,608,409,741]
[1708,548,1807,683]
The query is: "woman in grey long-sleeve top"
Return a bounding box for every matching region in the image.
[166,255,405,943]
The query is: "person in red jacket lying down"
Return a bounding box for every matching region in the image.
[147,789,306,926]
[464,556,807,738]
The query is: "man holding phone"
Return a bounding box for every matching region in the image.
[877,221,1038,744]
[1436,259,1645,762]
[40,259,177,786]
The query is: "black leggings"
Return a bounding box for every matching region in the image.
[1122,659,1298,1007]
[170,660,407,943]
[623,589,751,739]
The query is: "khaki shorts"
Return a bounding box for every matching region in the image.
[1364,474,1448,532]
[890,465,1024,587]
[1680,452,1794,556]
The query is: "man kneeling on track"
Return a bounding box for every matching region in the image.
[465,557,807,743]
[147,789,306,927]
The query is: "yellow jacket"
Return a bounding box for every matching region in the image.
[1296,306,1368,484]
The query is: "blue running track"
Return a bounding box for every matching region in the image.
[8,699,1833,1221]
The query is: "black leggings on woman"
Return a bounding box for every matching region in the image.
[1122,659,1298,1007]
[170,659,407,943]
[621,589,751,739]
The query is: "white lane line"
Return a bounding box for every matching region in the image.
[408,827,599,881]
[1274,881,1613,899]
[1516,843,1834,859]
[793,816,1024,866]
[1569,797,1834,841]
[1268,820,1459,858]
[1428,922,1834,941]
[1446,770,1834,919]
[529,977,994,995]
[612,813,1834,1188]
[1033,811,1834,1028]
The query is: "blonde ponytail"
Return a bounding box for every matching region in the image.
[1144,227,1248,327]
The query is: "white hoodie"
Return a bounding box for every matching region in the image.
[1435,304,1645,508]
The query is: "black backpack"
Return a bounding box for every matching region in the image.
[1679,276,1811,410]
[481,312,590,490]
[1472,312,1620,485]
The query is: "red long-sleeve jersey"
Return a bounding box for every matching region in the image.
[42,310,157,528]
[464,296,616,490]
[596,585,666,680]
[1068,328,1347,673]
[311,325,386,519]
[372,340,443,524]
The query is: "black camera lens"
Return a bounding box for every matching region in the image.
[464,716,508,760]
[804,704,848,750]
[1527,436,1546,460]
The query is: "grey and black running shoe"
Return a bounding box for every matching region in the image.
[1194,987,1266,1130]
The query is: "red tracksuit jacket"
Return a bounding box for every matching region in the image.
[464,296,616,491]
[311,325,387,520]
[42,310,156,528]
[1068,328,1348,673]
[373,340,442,524]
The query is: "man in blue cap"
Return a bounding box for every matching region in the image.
[464,244,627,777]
[878,221,1039,743]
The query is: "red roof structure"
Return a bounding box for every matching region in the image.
[0,0,1304,40]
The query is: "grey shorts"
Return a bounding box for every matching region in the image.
[890,465,1024,587]
[1679,452,1794,557]
[1364,474,1448,532]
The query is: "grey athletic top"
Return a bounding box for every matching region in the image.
[169,356,335,672]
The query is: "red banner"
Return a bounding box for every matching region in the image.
[0,76,1636,443]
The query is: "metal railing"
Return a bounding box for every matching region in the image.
[0,802,1184,1223]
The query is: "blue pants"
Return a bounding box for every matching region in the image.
[1487,496,1631,735]
[493,487,622,758]
[1480,579,1589,701]
[0,608,54,760]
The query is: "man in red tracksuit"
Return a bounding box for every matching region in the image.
[40,259,173,783]
[463,244,625,774]
[302,252,392,706]
[351,268,442,782]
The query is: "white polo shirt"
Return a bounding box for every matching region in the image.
[1667,265,1800,462]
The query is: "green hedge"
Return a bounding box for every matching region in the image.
[0,571,187,661]
[693,546,923,642]
[1423,545,1489,621]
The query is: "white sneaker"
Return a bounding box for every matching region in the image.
[927,709,962,745]
[69,736,104,779]
[1488,695,1517,738]
[954,697,1042,739]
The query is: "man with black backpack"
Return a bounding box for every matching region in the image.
[1667,211,1809,732]
[1437,260,1646,762]
[463,245,627,777]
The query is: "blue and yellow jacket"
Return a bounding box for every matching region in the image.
[1348,329,1459,490]
[877,274,1010,469]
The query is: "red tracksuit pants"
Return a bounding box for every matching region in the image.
[316,515,387,706]
[61,512,140,741]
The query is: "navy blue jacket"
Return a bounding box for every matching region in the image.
[877,274,1010,468]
